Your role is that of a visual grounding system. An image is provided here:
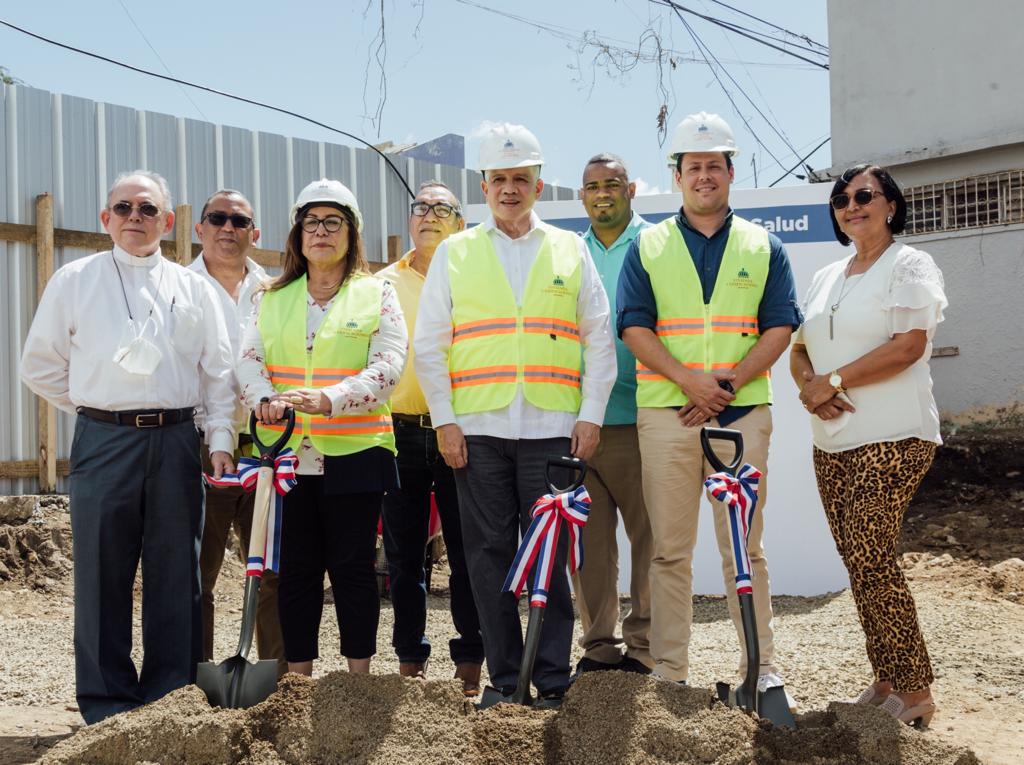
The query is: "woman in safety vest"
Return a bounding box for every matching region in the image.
[791,163,946,728]
[237,178,406,676]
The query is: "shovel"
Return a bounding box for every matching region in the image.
[478,456,588,710]
[700,427,795,729]
[197,405,295,709]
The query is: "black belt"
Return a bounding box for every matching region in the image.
[393,413,432,428]
[77,406,196,429]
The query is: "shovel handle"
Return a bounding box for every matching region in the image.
[700,427,744,476]
[545,456,587,495]
[249,399,296,464]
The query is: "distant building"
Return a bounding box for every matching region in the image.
[826,0,1023,424]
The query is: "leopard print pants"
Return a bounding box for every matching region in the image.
[813,438,937,693]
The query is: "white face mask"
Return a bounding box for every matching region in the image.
[113,317,163,376]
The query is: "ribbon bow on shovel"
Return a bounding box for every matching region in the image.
[205,449,298,575]
[704,463,762,596]
[502,485,591,606]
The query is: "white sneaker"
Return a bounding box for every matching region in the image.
[651,669,687,686]
[757,671,797,712]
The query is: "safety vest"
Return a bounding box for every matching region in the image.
[636,215,772,408]
[447,223,583,414]
[255,274,395,455]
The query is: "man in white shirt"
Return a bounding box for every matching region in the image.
[20,170,236,724]
[189,190,284,675]
[414,124,616,706]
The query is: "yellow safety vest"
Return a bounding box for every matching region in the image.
[255,273,395,455]
[636,215,772,408]
[447,224,583,414]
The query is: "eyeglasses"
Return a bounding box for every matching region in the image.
[202,211,254,229]
[830,189,884,210]
[110,201,161,219]
[410,201,460,219]
[301,215,345,233]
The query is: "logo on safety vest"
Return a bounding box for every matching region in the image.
[737,267,749,279]
[346,320,358,328]
[553,276,565,286]
[728,267,756,290]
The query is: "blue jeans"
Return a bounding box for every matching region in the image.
[381,418,483,665]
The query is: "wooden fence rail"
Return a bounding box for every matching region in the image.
[1,193,403,492]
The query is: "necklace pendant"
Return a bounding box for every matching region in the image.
[829,311,834,341]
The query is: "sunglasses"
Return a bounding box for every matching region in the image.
[202,211,254,229]
[830,188,884,210]
[301,215,346,233]
[110,201,161,219]
[410,201,460,219]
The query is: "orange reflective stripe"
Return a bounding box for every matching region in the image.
[452,317,517,343]
[634,362,767,382]
[267,364,306,385]
[655,317,705,336]
[522,316,580,341]
[523,365,581,388]
[310,367,362,386]
[450,365,518,388]
[263,415,393,435]
[710,315,758,333]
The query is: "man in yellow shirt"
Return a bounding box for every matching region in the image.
[378,181,484,695]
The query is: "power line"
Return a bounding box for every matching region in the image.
[0,17,416,198]
[115,0,209,122]
[734,132,828,185]
[704,0,829,51]
[768,136,831,187]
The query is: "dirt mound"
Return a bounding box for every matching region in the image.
[39,670,980,765]
[0,501,72,592]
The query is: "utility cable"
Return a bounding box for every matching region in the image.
[0,18,416,198]
[704,0,829,51]
[768,136,831,187]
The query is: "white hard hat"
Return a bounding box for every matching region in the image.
[667,111,739,166]
[478,123,544,173]
[290,178,363,233]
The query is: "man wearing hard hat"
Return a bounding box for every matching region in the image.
[414,123,616,706]
[617,113,802,690]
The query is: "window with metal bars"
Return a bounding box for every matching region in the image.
[903,170,1024,235]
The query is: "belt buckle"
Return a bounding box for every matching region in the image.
[418,414,430,428]
[135,412,163,428]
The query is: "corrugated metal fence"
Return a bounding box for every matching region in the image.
[0,83,578,494]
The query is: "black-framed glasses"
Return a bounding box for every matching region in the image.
[110,201,161,219]
[202,211,254,229]
[830,188,884,210]
[301,215,346,233]
[410,201,460,219]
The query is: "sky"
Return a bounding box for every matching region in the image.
[0,0,832,197]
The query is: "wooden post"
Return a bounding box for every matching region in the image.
[174,203,193,264]
[386,234,402,264]
[35,193,58,493]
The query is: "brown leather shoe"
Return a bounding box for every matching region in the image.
[454,662,482,697]
[399,660,427,679]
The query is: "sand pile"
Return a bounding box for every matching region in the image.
[0,499,72,592]
[39,671,979,765]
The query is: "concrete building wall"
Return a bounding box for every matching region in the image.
[827,0,1024,175]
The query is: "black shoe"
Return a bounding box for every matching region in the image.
[569,656,621,684]
[618,656,652,675]
[535,687,566,710]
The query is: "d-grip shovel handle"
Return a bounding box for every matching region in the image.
[248,398,296,464]
[545,456,587,494]
[700,427,744,476]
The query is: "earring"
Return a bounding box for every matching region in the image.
[886,215,893,224]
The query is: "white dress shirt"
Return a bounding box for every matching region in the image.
[20,245,238,454]
[236,278,407,474]
[413,212,616,439]
[188,252,269,436]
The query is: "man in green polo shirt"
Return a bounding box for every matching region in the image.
[572,154,654,678]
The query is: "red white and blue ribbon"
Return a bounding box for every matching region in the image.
[502,486,590,608]
[205,449,298,575]
[704,464,762,596]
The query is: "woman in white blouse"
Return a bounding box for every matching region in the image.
[790,164,947,729]
[237,179,406,677]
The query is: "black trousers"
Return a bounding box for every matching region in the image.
[381,418,483,665]
[69,416,203,725]
[454,435,573,693]
[277,475,382,661]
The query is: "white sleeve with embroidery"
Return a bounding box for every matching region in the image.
[884,248,948,338]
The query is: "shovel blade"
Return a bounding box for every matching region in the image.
[197,655,278,709]
[758,685,797,729]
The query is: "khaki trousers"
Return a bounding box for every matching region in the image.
[572,424,653,667]
[637,405,777,682]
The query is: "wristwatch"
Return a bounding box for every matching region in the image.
[829,370,845,393]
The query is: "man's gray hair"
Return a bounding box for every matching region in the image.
[106,170,173,211]
[417,179,462,215]
[584,153,630,179]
